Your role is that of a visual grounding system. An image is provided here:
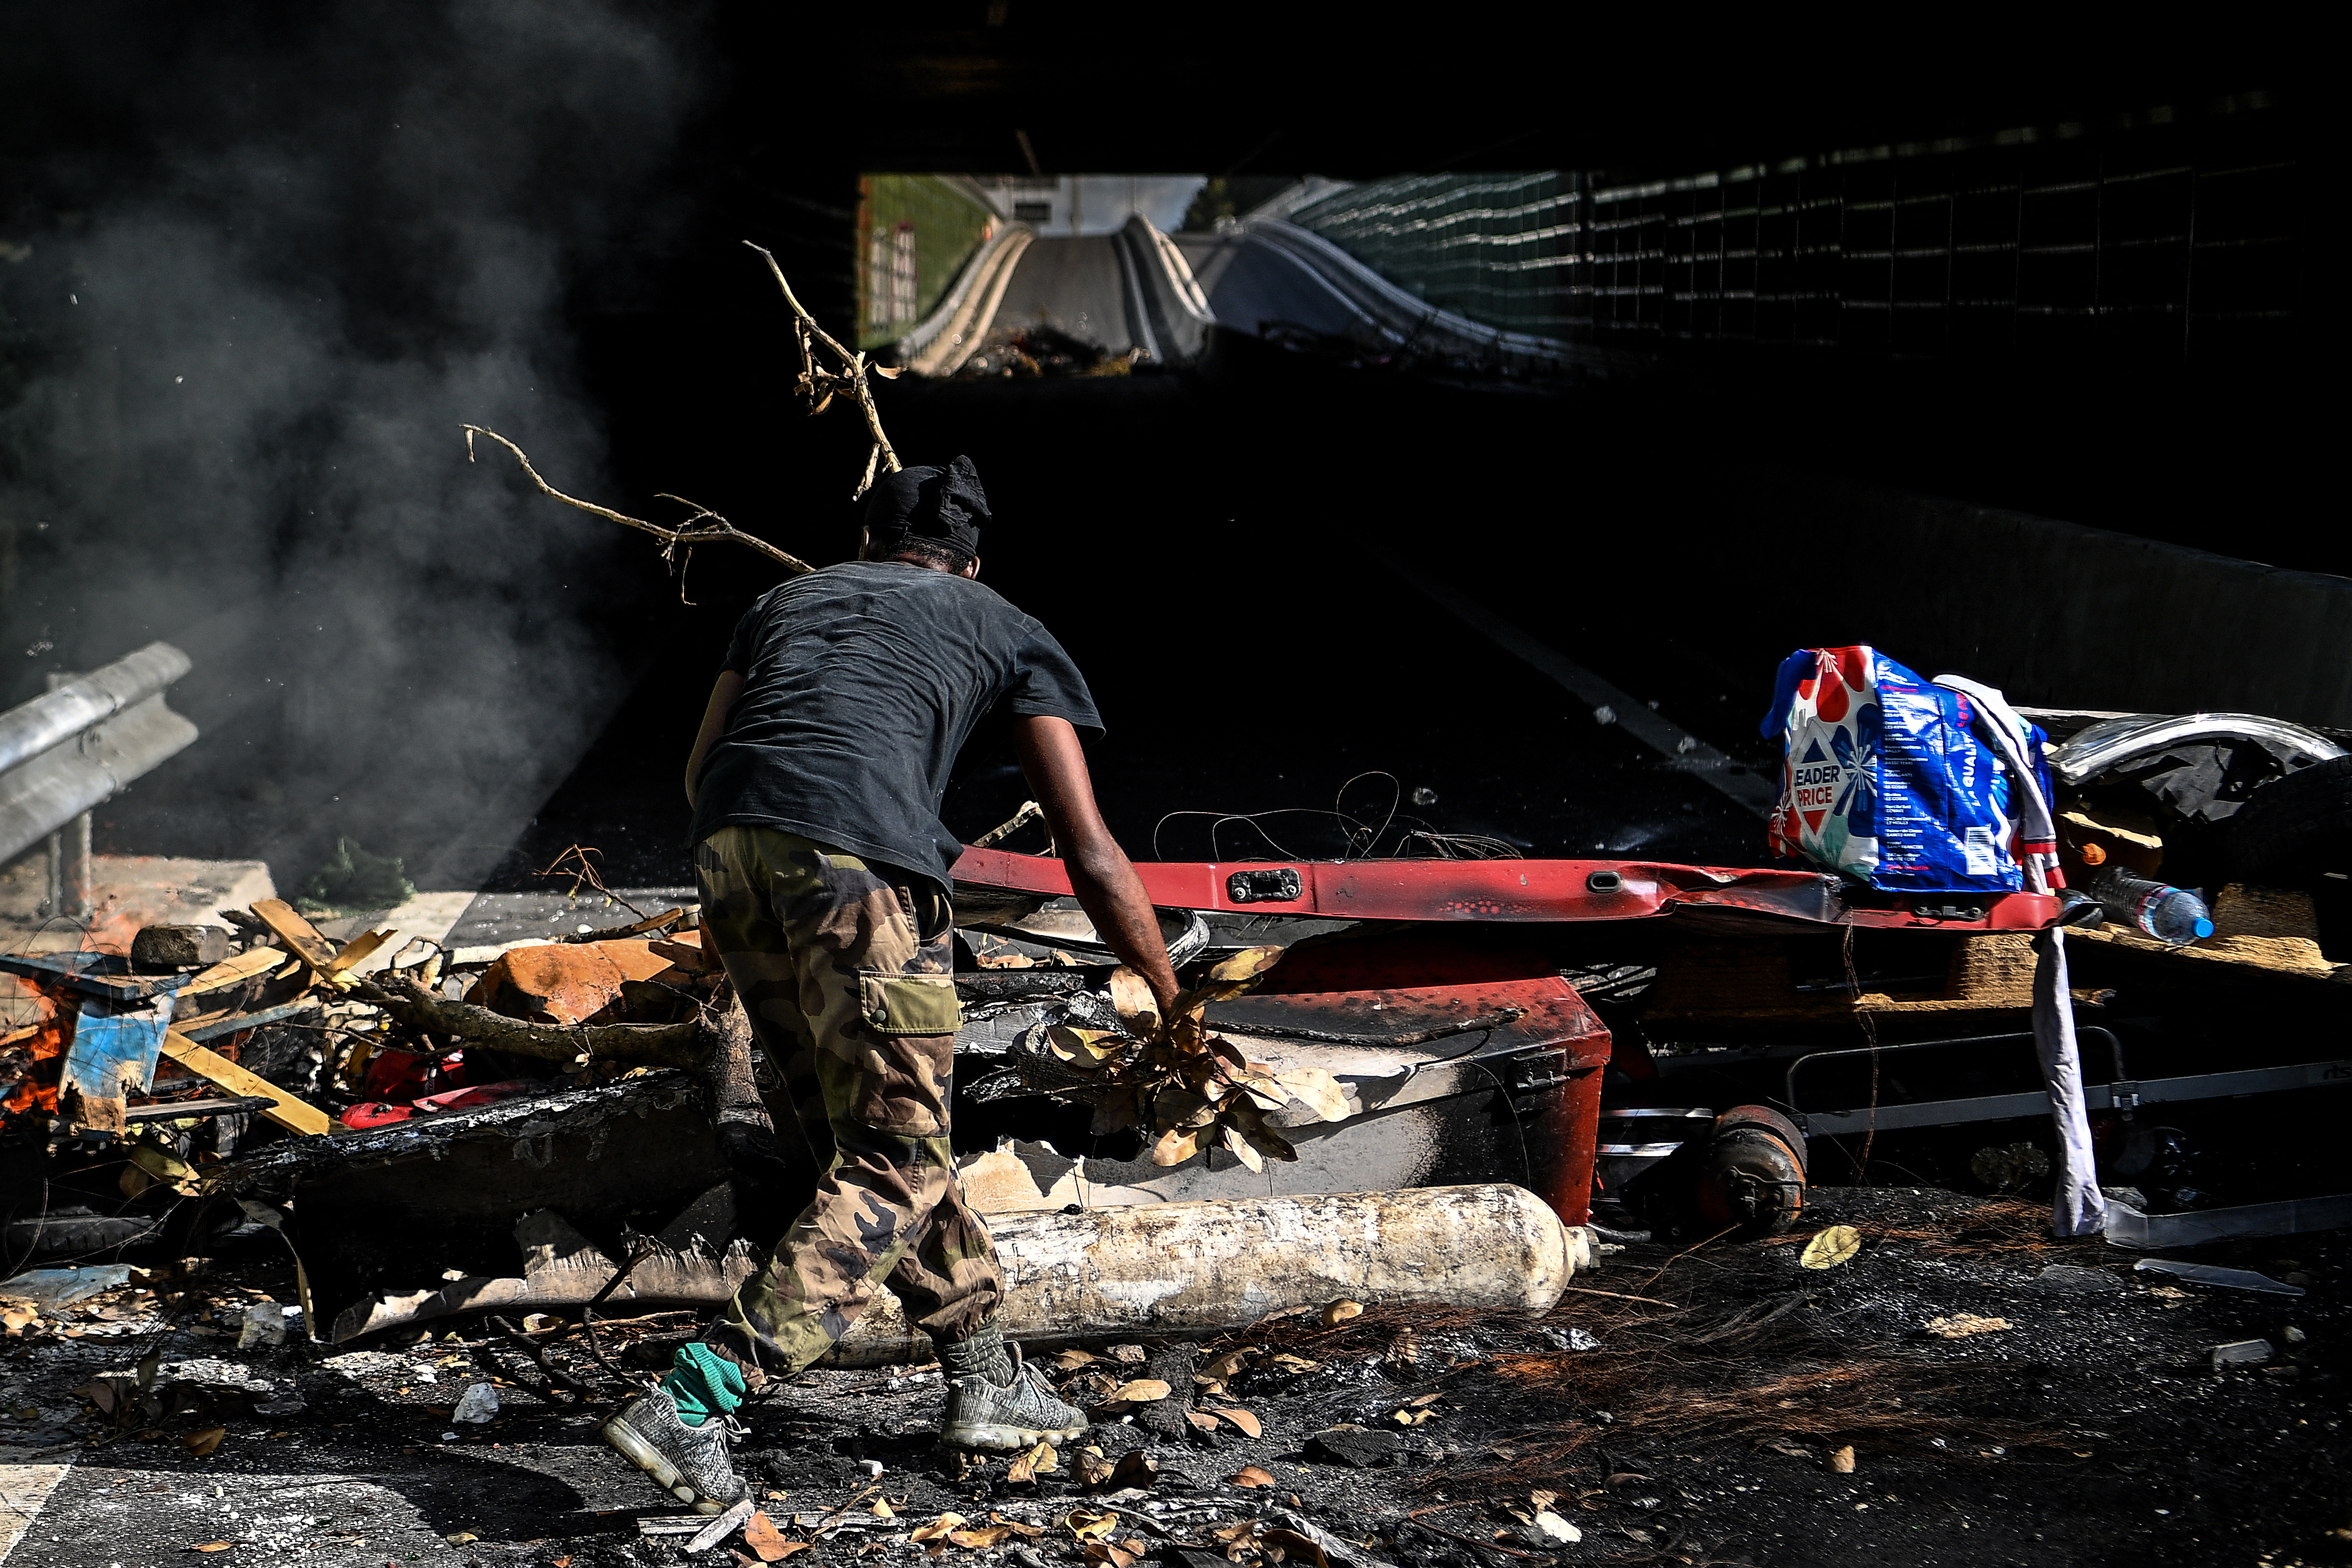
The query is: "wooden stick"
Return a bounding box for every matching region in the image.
[1405,1513,1543,1561]
[462,424,813,574]
[743,241,902,497]
[1560,1286,1680,1308]
[807,1481,884,1538]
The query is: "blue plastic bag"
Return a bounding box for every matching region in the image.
[1763,646,2029,893]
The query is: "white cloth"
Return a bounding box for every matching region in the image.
[2032,927,2107,1235]
[1932,673,2061,893]
[1937,674,2104,1235]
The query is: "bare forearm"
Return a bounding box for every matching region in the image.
[1014,714,1178,1010]
[1065,841,1179,1008]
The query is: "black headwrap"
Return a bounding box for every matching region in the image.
[864,454,988,556]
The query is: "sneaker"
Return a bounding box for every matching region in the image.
[939,1325,1089,1451]
[600,1385,749,1514]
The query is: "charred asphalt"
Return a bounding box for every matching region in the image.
[6,1184,2343,1568]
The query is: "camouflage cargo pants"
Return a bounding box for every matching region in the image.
[694,825,1002,1377]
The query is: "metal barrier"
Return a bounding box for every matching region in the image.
[0,642,199,915]
[1116,214,1216,365]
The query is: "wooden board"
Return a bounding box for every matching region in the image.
[250,899,341,969]
[325,928,397,975]
[158,1029,331,1137]
[181,946,286,996]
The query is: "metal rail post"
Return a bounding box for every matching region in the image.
[41,672,93,921]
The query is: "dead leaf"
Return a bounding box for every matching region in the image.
[1081,1545,1137,1568]
[1222,1098,1297,1164]
[909,1511,967,1543]
[1259,1527,1333,1566]
[1274,1067,1350,1124]
[1055,1349,1102,1370]
[180,1425,226,1457]
[1231,1465,1278,1487]
[1108,1450,1159,1490]
[1529,1489,1558,1510]
[1089,1083,1140,1136]
[1185,1409,1222,1433]
[1109,1378,1171,1404]
[1106,967,1160,1034]
[1268,1353,1319,1373]
[947,1526,1014,1548]
[1047,1026,1126,1066]
[1220,1123,1264,1174]
[1208,947,1285,983]
[1006,1441,1058,1483]
[1217,1407,1263,1438]
[1077,1451,1115,1486]
[1801,1224,1862,1270]
[1200,1348,1251,1381]
[1155,1088,1218,1129]
[554,1559,572,1567]
[742,1512,803,1563]
[995,1514,1045,1539]
[1322,1300,1364,1326]
[1062,1508,1119,1542]
[2,1304,37,1334]
[1924,1313,2011,1339]
[191,1545,234,1554]
[1407,1391,1443,1407]
[1067,1370,1122,1403]
[1150,1125,1200,1167]
[1829,1445,1857,1473]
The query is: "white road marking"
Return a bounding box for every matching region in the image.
[0,1462,71,1565]
[345,889,480,973]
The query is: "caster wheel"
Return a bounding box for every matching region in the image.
[1692,1105,1808,1236]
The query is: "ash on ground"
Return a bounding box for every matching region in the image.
[3,1186,2342,1567]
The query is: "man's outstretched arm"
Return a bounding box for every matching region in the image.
[684,671,746,810]
[1014,714,1180,1013]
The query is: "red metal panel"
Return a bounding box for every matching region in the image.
[1219,971,1609,1228]
[1534,1063,1603,1227]
[951,846,2058,932]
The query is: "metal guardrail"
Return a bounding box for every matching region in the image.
[898,221,1036,376]
[1116,214,1215,365]
[0,641,199,912]
[1235,219,1614,379]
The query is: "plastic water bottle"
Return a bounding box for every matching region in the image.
[2088,864,2215,945]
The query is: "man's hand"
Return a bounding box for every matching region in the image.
[1014,715,1180,1012]
[685,671,746,810]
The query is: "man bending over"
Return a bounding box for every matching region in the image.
[600,455,1180,1512]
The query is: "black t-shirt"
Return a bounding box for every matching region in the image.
[688,561,1101,889]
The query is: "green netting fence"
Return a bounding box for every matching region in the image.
[855,176,998,349]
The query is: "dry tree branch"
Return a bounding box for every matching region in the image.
[743,239,903,498]
[465,247,901,577]
[460,424,813,575]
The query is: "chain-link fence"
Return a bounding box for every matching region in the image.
[1287,96,2294,367]
[1289,172,1586,338]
